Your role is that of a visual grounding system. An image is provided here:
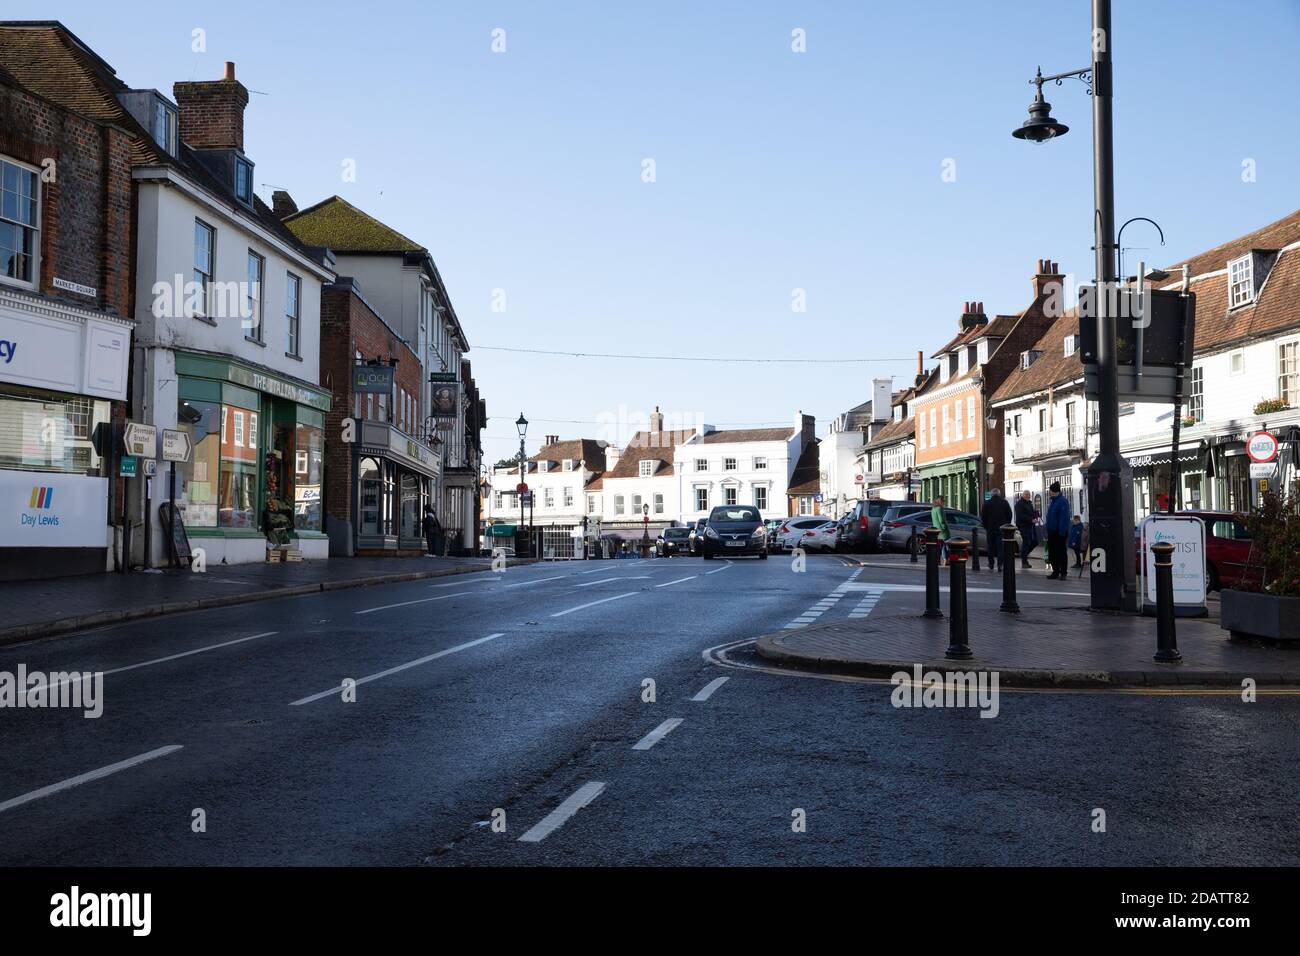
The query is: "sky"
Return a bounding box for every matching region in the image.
[17,0,1300,464]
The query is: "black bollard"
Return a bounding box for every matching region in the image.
[945,538,973,659]
[923,527,943,618]
[909,525,919,563]
[969,529,980,573]
[1000,524,1020,614]
[1152,541,1182,662]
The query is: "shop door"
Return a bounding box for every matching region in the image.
[400,472,419,540]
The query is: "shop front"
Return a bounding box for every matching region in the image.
[169,351,330,564]
[919,457,979,515]
[352,419,440,554]
[0,289,131,580]
[1126,447,1202,521]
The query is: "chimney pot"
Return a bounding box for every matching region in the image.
[224,61,236,81]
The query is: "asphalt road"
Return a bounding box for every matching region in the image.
[0,553,1294,866]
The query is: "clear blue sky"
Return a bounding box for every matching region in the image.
[24,0,1300,463]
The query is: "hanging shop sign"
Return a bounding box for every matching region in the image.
[429,372,460,428]
[353,364,395,394]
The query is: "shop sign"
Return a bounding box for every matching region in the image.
[429,374,460,425]
[353,364,394,394]
[1139,515,1206,610]
[0,472,109,548]
[0,306,129,401]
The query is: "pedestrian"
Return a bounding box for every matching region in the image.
[930,494,951,563]
[1068,514,1084,568]
[422,505,443,558]
[980,488,1013,571]
[1045,481,1070,579]
[1014,490,1036,569]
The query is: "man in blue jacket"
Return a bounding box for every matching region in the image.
[1044,481,1071,580]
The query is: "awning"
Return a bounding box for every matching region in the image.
[1126,448,1200,470]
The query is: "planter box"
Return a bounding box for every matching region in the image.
[1221,589,1300,642]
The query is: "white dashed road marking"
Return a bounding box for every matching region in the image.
[356,592,474,615]
[290,633,506,705]
[632,717,684,751]
[691,676,729,702]
[655,575,698,588]
[550,592,637,617]
[517,781,606,842]
[0,746,184,815]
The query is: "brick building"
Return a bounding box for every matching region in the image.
[0,25,136,580]
[319,277,436,555]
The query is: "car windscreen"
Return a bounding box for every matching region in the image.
[664,529,690,538]
[709,506,760,522]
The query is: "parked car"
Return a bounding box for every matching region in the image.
[834,513,855,550]
[840,498,893,552]
[799,523,839,552]
[763,518,784,552]
[700,505,768,559]
[688,518,708,555]
[875,502,935,552]
[773,516,835,552]
[875,506,987,555]
[655,527,693,557]
[1135,510,1252,591]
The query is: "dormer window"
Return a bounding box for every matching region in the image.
[1228,255,1254,307]
[1063,334,1076,357]
[893,406,902,423]
[562,459,574,472]
[1021,350,1040,370]
[152,99,178,156]
[235,159,254,205]
[639,460,655,478]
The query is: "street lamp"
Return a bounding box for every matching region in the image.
[516,413,528,541]
[642,502,650,551]
[1014,0,1133,612]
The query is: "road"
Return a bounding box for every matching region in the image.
[0,553,1295,866]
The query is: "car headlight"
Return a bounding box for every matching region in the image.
[751,527,766,538]
[704,527,719,539]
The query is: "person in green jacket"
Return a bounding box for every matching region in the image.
[931,495,951,562]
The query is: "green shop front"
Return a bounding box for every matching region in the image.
[919,457,980,516]
[172,352,331,564]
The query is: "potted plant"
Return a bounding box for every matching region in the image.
[1220,491,1300,642]
[1253,398,1291,415]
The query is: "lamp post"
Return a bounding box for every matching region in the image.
[515,412,528,539]
[1013,0,1132,612]
[642,502,650,553]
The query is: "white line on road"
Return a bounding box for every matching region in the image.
[703,562,732,575]
[355,591,474,614]
[655,575,697,588]
[691,676,729,702]
[632,717,684,751]
[517,781,606,842]
[550,592,637,618]
[290,633,506,706]
[0,745,183,815]
[500,575,568,588]
[20,632,279,700]
[571,575,650,588]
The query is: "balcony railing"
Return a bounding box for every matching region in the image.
[1012,423,1086,461]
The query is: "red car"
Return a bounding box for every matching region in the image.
[1136,510,1253,591]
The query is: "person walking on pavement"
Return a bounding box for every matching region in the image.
[980,488,1013,571]
[1068,514,1085,568]
[931,494,951,563]
[1014,490,1036,569]
[1045,482,1071,579]
[422,505,443,558]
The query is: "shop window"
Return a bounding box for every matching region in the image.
[399,472,420,540]
[358,457,383,535]
[0,389,109,475]
[293,421,323,532]
[220,401,259,527]
[176,399,220,528]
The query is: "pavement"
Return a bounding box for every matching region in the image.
[0,552,1296,866]
[756,553,1294,687]
[0,554,536,645]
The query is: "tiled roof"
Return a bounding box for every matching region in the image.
[864,415,915,449]
[786,441,820,496]
[528,438,606,471]
[1159,208,1300,281]
[989,310,1081,403]
[284,196,426,254]
[931,315,1018,358]
[697,427,793,444]
[606,430,695,479]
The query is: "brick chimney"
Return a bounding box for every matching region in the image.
[649,406,664,433]
[272,190,298,219]
[915,349,925,387]
[959,300,987,330]
[173,62,249,151]
[1032,258,1064,300]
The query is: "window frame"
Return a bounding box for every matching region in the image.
[235,158,254,205]
[1279,340,1299,406]
[285,271,301,357]
[192,219,215,319]
[0,154,41,291]
[245,250,264,342]
[639,459,654,478]
[1228,255,1254,308]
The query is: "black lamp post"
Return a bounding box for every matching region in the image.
[516,412,528,535]
[642,502,650,551]
[1014,0,1133,612]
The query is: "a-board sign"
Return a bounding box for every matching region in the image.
[1139,514,1206,616]
[159,501,193,567]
